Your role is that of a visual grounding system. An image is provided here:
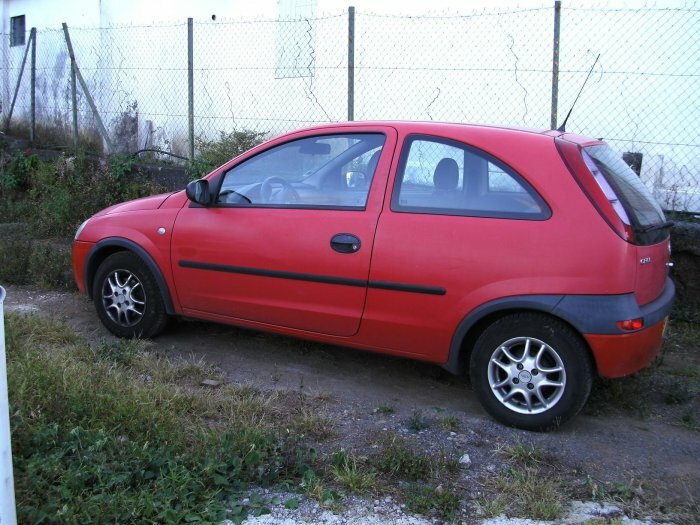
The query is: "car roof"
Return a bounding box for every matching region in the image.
[295,120,548,135]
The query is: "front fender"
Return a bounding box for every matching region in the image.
[84,237,176,315]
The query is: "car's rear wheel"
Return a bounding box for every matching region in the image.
[92,251,168,338]
[470,313,593,431]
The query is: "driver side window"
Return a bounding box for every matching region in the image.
[217,133,386,208]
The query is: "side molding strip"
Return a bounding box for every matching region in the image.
[179,260,446,296]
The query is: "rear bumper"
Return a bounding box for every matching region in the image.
[585,319,667,378]
[581,277,675,378]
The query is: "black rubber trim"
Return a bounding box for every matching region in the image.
[442,279,676,375]
[179,260,366,288]
[179,260,445,295]
[84,238,176,315]
[368,280,446,296]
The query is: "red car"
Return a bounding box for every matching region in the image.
[72,122,674,430]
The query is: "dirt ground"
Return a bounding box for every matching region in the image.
[3,285,699,522]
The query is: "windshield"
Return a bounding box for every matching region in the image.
[584,145,665,229]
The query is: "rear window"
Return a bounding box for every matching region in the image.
[584,145,666,230]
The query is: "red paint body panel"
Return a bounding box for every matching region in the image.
[71,121,673,382]
[72,240,91,293]
[585,319,666,378]
[634,242,670,305]
[171,125,398,337]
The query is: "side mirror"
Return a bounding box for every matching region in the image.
[186,179,211,206]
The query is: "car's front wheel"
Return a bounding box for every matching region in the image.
[92,251,169,338]
[470,313,593,431]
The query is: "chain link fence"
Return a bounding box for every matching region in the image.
[1,2,698,211]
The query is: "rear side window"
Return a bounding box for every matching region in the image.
[392,136,549,220]
[584,145,666,230]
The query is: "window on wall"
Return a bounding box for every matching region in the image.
[10,15,25,47]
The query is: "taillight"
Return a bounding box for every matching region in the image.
[617,318,644,331]
[555,138,633,242]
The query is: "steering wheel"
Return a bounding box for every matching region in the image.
[260,176,300,203]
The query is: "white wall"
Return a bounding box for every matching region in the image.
[1,0,698,211]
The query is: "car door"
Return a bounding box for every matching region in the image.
[362,134,551,357]
[171,126,397,337]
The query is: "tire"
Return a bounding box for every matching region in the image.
[92,251,169,338]
[469,313,593,431]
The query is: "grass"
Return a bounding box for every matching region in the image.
[330,451,376,493]
[486,465,565,520]
[6,313,321,524]
[405,409,431,431]
[404,483,460,521]
[481,440,565,521]
[438,414,460,431]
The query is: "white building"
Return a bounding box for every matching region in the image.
[1,0,698,211]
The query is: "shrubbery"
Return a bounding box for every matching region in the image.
[189,129,266,179]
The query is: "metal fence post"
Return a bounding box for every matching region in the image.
[71,59,78,151]
[550,0,561,130]
[4,32,32,132]
[347,6,355,122]
[30,28,36,144]
[0,286,18,525]
[62,23,114,154]
[188,18,194,161]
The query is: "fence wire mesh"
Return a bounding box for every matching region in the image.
[0,2,698,211]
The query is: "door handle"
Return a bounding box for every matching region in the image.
[330,233,361,254]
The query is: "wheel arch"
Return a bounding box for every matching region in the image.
[84,238,176,315]
[443,295,596,376]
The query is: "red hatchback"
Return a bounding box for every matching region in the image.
[72,122,674,430]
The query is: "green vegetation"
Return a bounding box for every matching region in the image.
[479,442,565,520]
[189,129,266,179]
[7,313,320,523]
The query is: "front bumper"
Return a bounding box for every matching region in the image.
[72,240,94,294]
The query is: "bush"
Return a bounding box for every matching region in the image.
[190,129,266,178]
[27,241,73,289]
[0,234,32,284]
[25,152,165,237]
[0,150,38,192]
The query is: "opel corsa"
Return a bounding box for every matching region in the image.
[72,122,675,430]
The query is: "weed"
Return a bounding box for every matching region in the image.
[289,404,336,441]
[0,150,38,191]
[406,409,430,431]
[404,483,460,521]
[0,234,32,283]
[497,440,545,464]
[27,241,73,289]
[108,153,135,179]
[667,319,700,348]
[330,452,376,493]
[373,404,395,415]
[488,466,564,520]
[5,312,319,524]
[475,495,508,518]
[189,129,266,178]
[438,414,460,431]
[370,435,432,481]
[300,470,343,510]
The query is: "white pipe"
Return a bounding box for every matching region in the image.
[0,286,17,525]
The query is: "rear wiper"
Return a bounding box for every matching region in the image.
[636,221,674,233]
